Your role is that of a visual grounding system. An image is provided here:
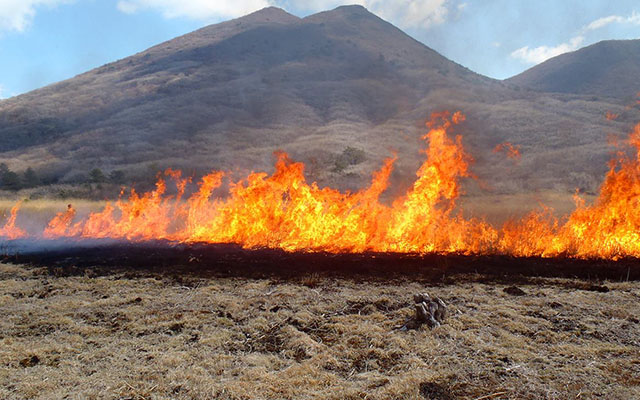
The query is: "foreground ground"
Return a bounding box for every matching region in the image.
[0,262,638,399]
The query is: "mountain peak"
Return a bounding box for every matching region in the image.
[304,4,377,22]
[240,6,300,24]
[131,6,299,60]
[507,38,640,98]
[332,4,370,14]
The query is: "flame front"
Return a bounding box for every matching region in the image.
[500,122,640,259]
[4,112,640,260]
[0,202,26,239]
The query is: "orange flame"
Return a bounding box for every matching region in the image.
[4,112,640,260]
[43,204,81,238]
[500,123,640,259]
[493,142,521,161]
[605,111,620,121]
[0,202,27,239]
[24,111,493,254]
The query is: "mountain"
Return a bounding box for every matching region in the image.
[0,5,634,210]
[507,39,640,100]
[0,6,492,180]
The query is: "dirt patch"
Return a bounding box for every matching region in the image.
[18,355,39,368]
[503,285,526,296]
[419,381,456,400]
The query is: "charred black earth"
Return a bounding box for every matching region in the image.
[2,238,638,283]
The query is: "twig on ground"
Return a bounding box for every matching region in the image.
[473,391,508,400]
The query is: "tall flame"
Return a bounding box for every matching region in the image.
[0,202,27,239]
[499,123,640,259]
[43,204,80,238]
[3,112,640,260]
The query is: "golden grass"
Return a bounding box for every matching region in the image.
[0,198,106,213]
[0,199,107,235]
[0,263,638,399]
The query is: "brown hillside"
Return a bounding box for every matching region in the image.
[0,6,635,211]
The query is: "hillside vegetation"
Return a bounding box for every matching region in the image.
[0,6,637,204]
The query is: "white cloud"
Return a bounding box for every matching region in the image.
[116,1,138,14]
[362,0,450,28]
[293,0,453,28]
[511,10,640,66]
[586,15,625,31]
[511,35,584,65]
[584,11,640,31]
[116,0,271,19]
[0,0,73,32]
[115,0,456,29]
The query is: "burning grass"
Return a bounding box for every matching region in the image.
[2,111,640,260]
[0,262,638,399]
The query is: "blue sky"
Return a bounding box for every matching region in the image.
[0,0,639,99]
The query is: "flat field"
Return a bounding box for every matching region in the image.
[0,262,639,399]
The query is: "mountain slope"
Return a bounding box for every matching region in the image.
[507,39,640,99]
[0,5,499,182]
[0,6,632,204]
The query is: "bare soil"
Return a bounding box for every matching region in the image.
[1,261,639,399]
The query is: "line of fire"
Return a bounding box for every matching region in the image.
[2,110,640,264]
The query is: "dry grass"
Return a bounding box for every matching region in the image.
[0,199,107,235]
[0,198,106,212]
[1,263,639,399]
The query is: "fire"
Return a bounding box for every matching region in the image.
[171,111,494,253]
[605,111,620,121]
[43,204,80,238]
[3,112,640,260]
[493,142,521,161]
[0,202,26,239]
[500,123,640,259]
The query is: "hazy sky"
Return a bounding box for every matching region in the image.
[0,0,639,99]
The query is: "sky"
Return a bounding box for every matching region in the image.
[0,0,639,99]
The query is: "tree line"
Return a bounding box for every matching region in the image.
[0,164,125,191]
[0,164,39,190]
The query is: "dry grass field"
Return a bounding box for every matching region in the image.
[1,262,638,399]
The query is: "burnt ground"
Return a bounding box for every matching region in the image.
[0,243,639,399]
[3,239,640,282]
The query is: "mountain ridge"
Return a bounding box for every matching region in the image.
[507,39,640,99]
[0,5,635,203]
